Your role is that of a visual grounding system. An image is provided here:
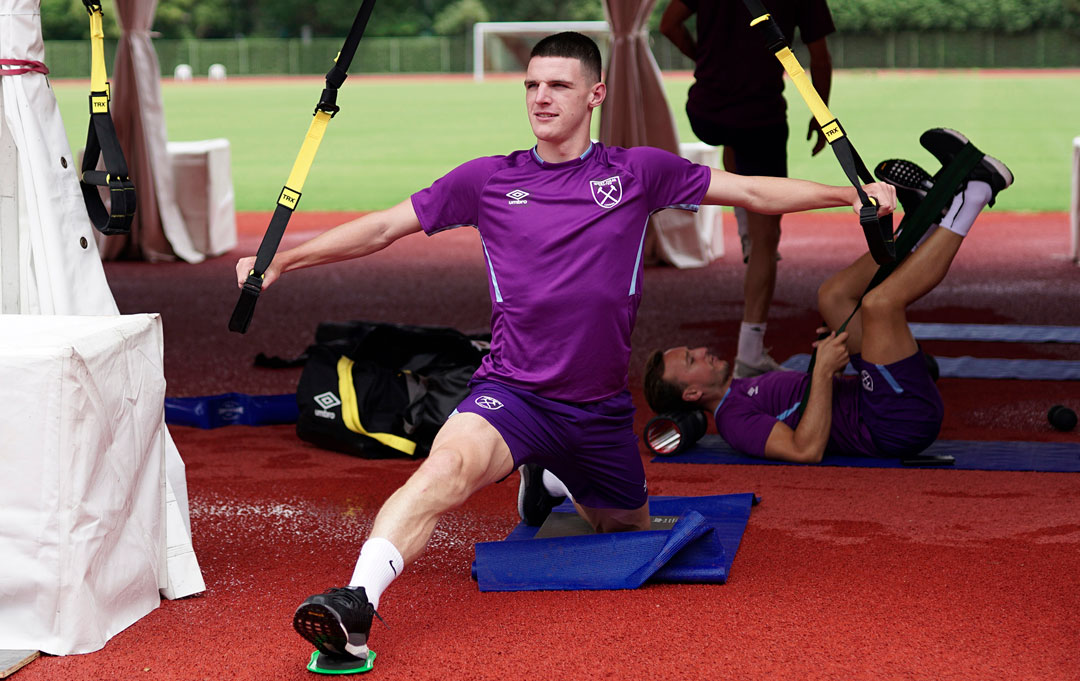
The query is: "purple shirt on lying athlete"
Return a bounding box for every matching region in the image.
[411,142,712,403]
[713,371,874,457]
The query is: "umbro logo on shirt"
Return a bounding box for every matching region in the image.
[506,189,529,206]
[747,386,759,397]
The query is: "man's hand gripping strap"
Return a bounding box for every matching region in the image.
[228,0,377,334]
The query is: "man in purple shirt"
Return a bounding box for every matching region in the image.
[645,138,1012,462]
[236,32,894,667]
[661,0,835,379]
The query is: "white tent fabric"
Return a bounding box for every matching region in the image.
[98,0,202,263]
[0,0,203,610]
[599,0,718,268]
[0,6,118,314]
[0,314,167,655]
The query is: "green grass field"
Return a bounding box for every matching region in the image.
[52,71,1077,212]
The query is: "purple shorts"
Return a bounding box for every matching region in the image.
[851,352,944,456]
[453,380,647,510]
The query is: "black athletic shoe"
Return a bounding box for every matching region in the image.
[517,464,563,526]
[875,158,935,214]
[293,586,376,661]
[919,128,1014,205]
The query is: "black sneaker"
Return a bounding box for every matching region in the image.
[875,158,934,214]
[293,586,376,661]
[517,464,563,526]
[919,128,1014,205]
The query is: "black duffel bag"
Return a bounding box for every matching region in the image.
[295,321,489,459]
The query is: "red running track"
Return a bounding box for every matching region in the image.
[18,211,1080,681]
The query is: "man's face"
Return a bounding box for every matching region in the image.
[662,346,730,399]
[524,56,603,145]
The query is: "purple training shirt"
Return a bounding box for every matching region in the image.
[713,371,875,457]
[411,142,712,403]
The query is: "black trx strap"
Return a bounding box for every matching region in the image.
[79,1,135,236]
[795,141,987,416]
[228,0,377,334]
[738,0,894,265]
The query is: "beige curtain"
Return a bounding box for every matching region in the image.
[100,0,201,263]
[599,0,714,268]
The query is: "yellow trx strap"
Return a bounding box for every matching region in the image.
[229,0,378,333]
[742,1,894,265]
[79,1,135,235]
[337,357,419,456]
[277,110,333,210]
[87,4,108,98]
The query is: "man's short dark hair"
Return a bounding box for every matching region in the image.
[531,32,602,84]
[643,349,695,414]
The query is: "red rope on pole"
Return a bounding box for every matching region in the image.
[0,59,49,76]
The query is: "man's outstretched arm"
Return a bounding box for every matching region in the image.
[703,168,896,217]
[235,198,423,291]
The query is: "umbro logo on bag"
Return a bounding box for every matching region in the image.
[314,391,341,419]
[506,189,529,205]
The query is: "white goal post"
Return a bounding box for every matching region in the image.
[472,21,610,82]
[1072,136,1079,264]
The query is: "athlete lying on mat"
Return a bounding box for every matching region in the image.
[644,134,1012,463]
[235,31,896,667]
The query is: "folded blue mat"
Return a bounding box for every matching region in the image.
[782,353,1080,380]
[909,323,1080,343]
[654,435,1080,473]
[472,493,758,591]
[165,393,298,429]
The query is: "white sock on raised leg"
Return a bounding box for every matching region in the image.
[939,181,993,238]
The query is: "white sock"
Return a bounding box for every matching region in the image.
[939,181,992,238]
[349,537,404,611]
[737,322,766,364]
[542,469,572,501]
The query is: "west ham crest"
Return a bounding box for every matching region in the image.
[590,176,622,208]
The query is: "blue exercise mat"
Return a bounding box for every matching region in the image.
[654,435,1080,473]
[909,323,1080,343]
[471,493,758,591]
[165,393,298,429]
[782,353,1080,380]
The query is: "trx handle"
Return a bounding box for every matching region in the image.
[229,0,377,334]
[79,0,135,236]
[740,0,894,265]
[795,142,986,416]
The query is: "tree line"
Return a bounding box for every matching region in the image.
[42,0,1080,40]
